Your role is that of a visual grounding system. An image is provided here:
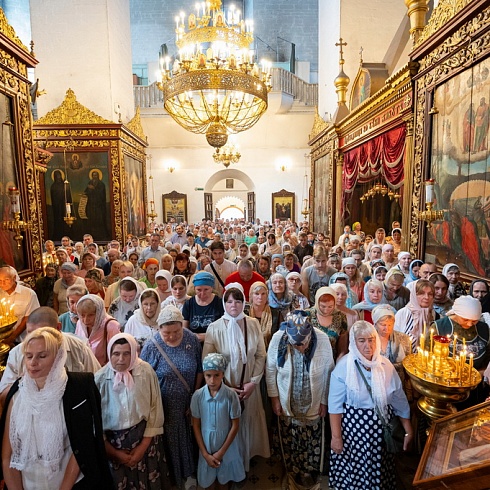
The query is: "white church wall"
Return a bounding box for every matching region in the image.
[30,0,134,123]
[141,106,313,224]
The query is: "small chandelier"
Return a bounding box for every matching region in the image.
[147,155,157,225]
[213,143,241,168]
[158,0,272,149]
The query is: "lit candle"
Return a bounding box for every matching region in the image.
[175,16,180,30]
[420,331,425,351]
[430,328,434,354]
[432,356,436,374]
[469,353,474,380]
[455,356,460,380]
[463,337,466,350]
[452,334,457,357]
[424,350,429,369]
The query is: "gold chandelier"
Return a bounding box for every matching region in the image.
[213,143,241,168]
[158,0,272,149]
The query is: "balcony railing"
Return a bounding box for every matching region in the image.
[133,68,318,109]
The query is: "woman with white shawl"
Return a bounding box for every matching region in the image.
[203,283,270,471]
[329,321,412,490]
[95,333,168,489]
[0,327,113,489]
[394,279,435,353]
[124,289,161,348]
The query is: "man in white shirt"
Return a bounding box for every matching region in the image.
[0,266,40,345]
[138,233,168,265]
[204,241,237,296]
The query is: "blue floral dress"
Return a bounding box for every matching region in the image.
[140,329,203,487]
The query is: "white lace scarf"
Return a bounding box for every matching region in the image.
[9,346,68,474]
[223,311,247,372]
[345,327,388,420]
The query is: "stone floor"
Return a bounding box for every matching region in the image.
[232,451,421,489]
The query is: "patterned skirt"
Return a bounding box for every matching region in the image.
[106,419,170,490]
[329,405,396,490]
[277,415,325,486]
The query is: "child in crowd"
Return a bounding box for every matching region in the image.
[191,353,245,490]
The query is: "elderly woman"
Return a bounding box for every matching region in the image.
[329,271,359,308]
[286,271,310,310]
[372,304,411,382]
[53,262,86,315]
[395,251,412,285]
[248,281,273,348]
[155,269,173,302]
[470,279,490,328]
[394,279,435,353]
[161,275,191,311]
[329,321,412,490]
[107,277,141,329]
[95,333,168,489]
[140,306,203,489]
[433,296,490,406]
[352,279,384,323]
[269,272,294,336]
[103,259,124,288]
[125,289,161,348]
[0,327,114,489]
[329,283,358,329]
[84,268,105,299]
[128,252,146,280]
[75,294,121,365]
[59,284,87,334]
[442,263,466,300]
[266,310,334,488]
[308,286,348,360]
[182,271,224,342]
[140,258,159,289]
[203,284,270,471]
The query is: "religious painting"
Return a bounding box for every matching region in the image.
[313,154,329,233]
[0,93,26,270]
[124,154,146,237]
[415,402,490,486]
[162,191,187,223]
[272,189,295,222]
[350,68,371,110]
[426,57,490,277]
[44,151,113,242]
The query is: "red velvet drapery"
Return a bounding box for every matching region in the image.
[341,124,406,220]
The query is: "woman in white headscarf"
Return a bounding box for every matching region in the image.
[394,279,435,353]
[95,333,168,489]
[124,289,162,348]
[329,321,412,490]
[203,283,270,471]
[0,327,113,489]
[155,270,173,303]
[75,294,121,365]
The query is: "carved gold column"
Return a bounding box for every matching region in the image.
[335,150,344,240]
[401,116,415,254]
[405,0,430,44]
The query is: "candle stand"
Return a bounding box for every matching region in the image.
[403,334,481,423]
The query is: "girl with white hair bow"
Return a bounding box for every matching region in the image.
[328,320,412,490]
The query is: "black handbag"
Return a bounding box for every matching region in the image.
[355,361,405,454]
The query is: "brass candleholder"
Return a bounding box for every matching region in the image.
[417,201,445,228]
[403,334,481,422]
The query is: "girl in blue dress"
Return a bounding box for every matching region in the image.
[191,353,245,489]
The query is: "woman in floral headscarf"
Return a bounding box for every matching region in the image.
[266,310,334,488]
[95,332,168,489]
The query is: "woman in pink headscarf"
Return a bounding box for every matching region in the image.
[95,333,169,489]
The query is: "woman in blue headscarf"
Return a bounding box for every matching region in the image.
[407,260,423,284]
[352,279,384,324]
[266,310,334,489]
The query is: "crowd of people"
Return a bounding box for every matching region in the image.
[0,217,489,490]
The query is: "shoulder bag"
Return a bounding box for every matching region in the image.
[355,360,405,454]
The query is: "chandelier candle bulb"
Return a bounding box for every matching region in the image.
[425,179,434,203]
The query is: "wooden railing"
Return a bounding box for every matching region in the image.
[133,68,318,108]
